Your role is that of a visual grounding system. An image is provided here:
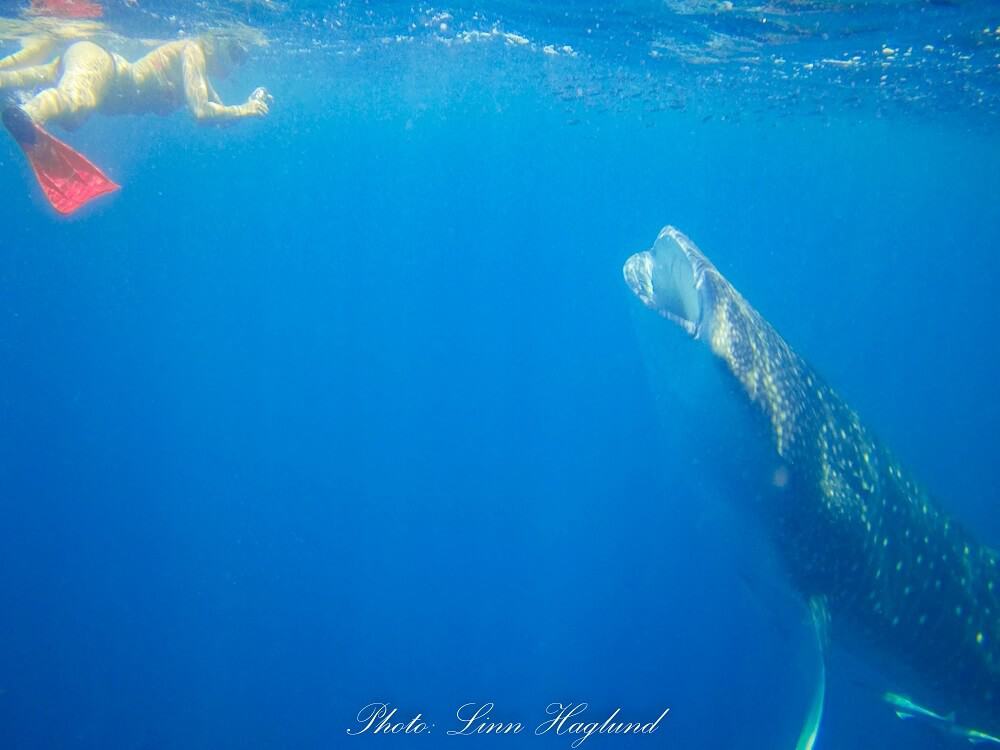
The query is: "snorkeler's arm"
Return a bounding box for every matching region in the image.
[181,44,267,121]
[206,79,223,105]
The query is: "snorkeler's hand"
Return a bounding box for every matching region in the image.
[243,87,273,117]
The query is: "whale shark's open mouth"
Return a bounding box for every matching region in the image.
[623,225,712,338]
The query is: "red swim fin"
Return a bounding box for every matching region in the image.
[29,0,104,19]
[3,107,119,215]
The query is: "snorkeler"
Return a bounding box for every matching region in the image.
[0,34,272,213]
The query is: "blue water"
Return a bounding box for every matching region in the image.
[1,2,999,748]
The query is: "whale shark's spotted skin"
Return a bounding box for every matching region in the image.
[625,226,999,735]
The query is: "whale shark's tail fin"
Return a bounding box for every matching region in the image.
[794,597,830,750]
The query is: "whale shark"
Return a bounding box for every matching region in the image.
[623,226,999,746]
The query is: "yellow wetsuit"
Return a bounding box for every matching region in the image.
[0,35,61,87]
[0,36,269,127]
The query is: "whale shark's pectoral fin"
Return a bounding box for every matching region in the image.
[883,691,954,724]
[794,597,830,750]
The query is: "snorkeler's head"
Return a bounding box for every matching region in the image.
[225,38,249,67]
[202,34,251,77]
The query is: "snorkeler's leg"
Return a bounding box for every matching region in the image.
[0,35,59,70]
[0,59,60,89]
[2,44,118,213]
[0,36,60,88]
[22,40,112,126]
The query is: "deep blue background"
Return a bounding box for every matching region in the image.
[0,27,999,750]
